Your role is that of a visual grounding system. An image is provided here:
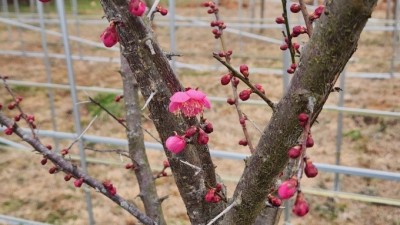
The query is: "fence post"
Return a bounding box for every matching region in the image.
[55,0,95,224]
[37,0,60,152]
[169,0,177,72]
[334,68,346,191]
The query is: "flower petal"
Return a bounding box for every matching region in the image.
[170,91,190,103]
[186,89,206,100]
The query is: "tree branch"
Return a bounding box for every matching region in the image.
[0,112,156,225]
[221,1,378,224]
[120,52,167,224]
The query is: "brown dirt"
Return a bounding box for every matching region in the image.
[0,1,399,225]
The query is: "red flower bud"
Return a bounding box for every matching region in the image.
[275,16,285,24]
[290,3,301,13]
[314,5,325,17]
[287,68,295,74]
[100,23,118,48]
[304,160,318,178]
[240,64,249,78]
[197,128,209,145]
[4,127,13,135]
[293,42,300,50]
[125,163,134,169]
[64,174,73,181]
[288,145,302,159]
[227,98,235,105]
[163,160,170,168]
[203,121,213,134]
[268,195,282,207]
[216,183,222,192]
[220,73,232,85]
[185,126,198,138]
[232,77,240,87]
[40,157,48,165]
[306,135,314,148]
[8,102,16,110]
[298,113,308,123]
[280,44,288,51]
[61,149,69,156]
[239,89,252,101]
[115,95,124,102]
[292,192,309,217]
[49,166,58,174]
[278,178,297,199]
[255,84,265,94]
[238,139,248,146]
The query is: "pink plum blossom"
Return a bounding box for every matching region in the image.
[169,89,211,117]
[129,0,146,17]
[165,135,186,154]
[277,178,298,200]
[100,24,118,48]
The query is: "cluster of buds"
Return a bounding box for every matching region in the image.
[165,120,213,154]
[155,160,170,178]
[292,25,307,37]
[205,183,223,203]
[156,6,168,16]
[210,20,226,39]
[218,50,233,59]
[103,180,117,196]
[202,1,218,14]
[279,37,300,52]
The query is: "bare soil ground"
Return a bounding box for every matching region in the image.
[0,1,399,225]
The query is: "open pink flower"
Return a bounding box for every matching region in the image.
[129,0,146,17]
[166,135,186,154]
[169,89,211,117]
[100,23,118,48]
[278,178,298,200]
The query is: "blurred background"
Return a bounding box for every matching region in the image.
[0,0,399,224]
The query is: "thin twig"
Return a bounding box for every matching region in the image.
[147,0,160,20]
[296,96,315,181]
[141,90,157,110]
[206,200,239,225]
[67,115,98,150]
[299,0,313,37]
[213,54,275,109]
[141,125,162,144]
[242,113,263,134]
[1,76,36,137]
[281,0,296,63]
[88,96,129,130]
[85,147,130,158]
[179,159,202,176]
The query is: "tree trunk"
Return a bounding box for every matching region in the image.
[100,1,226,224]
